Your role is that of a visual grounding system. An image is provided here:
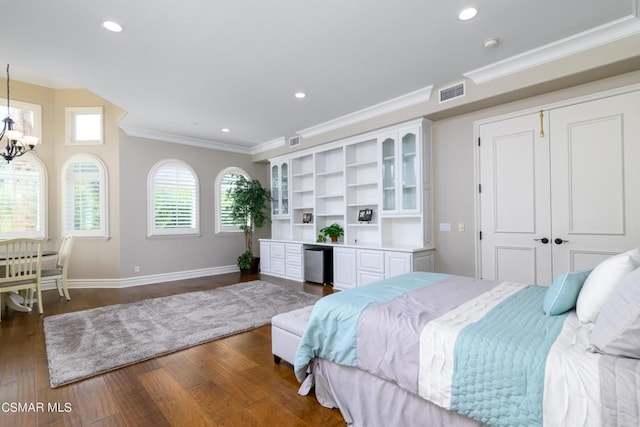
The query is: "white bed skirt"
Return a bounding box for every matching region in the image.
[311,359,483,427]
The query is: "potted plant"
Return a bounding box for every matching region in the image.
[319,223,344,243]
[226,175,271,273]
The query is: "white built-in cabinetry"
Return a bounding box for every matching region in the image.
[331,246,434,290]
[271,160,291,240]
[262,118,434,286]
[262,240,434,289]
[268,118,432,248]
[260,241,304,281]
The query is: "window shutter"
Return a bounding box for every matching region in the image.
[64,160,100,232]
[219,173,242,228]
[150,160,199,235]
[0,158,43,237]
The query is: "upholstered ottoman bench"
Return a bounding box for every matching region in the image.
[271,305,314,365]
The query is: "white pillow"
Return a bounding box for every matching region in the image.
[590,266,640,358]
[576,248,640,323]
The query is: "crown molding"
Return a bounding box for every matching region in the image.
[250,136,286,155]
[121,126,252,154]
[464,15,640,85]
[297,85,433,139]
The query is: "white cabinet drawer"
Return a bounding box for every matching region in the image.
[285,244,302,266]
[271,242,285,259]
[385,251,412,278]
[357,250,385,273]
[286,265,303,280]
[358,270,385,287]
[271,258,285,275]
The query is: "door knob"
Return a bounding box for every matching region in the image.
[534,238,549,244]
[554,238,569,245]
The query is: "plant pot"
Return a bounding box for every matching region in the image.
[250,257,260,273]
[331,236,338,243]
[240,258,261,275]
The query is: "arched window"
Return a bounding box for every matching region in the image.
[148,159,200,237]
[62,154,108,238]
[0,154,47,238]
[215,167,250,233]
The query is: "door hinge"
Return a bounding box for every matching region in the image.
[477,137,481,147]
[478,184,482,193]
[479,231,482,240]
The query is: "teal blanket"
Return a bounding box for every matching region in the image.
[451,285,568,426]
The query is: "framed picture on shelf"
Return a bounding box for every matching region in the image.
[358,209,373,222]
[302,212,313,224]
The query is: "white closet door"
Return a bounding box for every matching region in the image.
[549,90,640,274]
[479,113,552,285]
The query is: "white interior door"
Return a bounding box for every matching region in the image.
[549,90,640,274]
[479,89,640,285]
[479,113,552,285]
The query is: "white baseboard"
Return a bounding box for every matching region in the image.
[49,265,240,290]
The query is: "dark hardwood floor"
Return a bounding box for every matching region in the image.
[0,273,344,427]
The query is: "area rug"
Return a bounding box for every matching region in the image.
[43,280,320,388]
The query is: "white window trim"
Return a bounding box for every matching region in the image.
[0,98,42,140]
[65,106,104,145]
[61,153,109,239]
[147,159,200,238]
[215,166,250,234]
[0,152,48,239]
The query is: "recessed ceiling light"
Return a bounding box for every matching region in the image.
[222,128,230,133]
[102,21,123,33]
[295,92,306,99]
[458,7,478,21]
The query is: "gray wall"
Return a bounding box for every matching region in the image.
[118,132,269,277]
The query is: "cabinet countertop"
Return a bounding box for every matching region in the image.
[259,238,434,253]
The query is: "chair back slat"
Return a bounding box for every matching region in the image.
[0,238,43,284]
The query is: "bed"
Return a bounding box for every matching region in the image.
[294,252,640,427]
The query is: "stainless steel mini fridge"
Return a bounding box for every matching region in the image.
[304,247,333,285]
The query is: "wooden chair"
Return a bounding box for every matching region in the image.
[0,238,43,322]
[41,235,75,301]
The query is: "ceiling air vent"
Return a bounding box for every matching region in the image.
[289,135,301,147]
[439,82,465,104]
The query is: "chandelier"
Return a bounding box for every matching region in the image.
[1,64,40,163]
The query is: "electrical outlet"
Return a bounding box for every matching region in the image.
[134,266,140,273]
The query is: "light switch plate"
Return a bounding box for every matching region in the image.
[439,223,452,232]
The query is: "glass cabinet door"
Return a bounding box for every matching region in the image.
[382,137,396,211]
[271,164,279,215]
[401,132,417,210]
[281,162,289,215]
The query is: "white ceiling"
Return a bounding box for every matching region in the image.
[0,1,637,152]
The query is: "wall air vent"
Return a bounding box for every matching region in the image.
[289,135,301,147]
[439,82,465,104]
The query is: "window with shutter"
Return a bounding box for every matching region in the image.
[215,167,250,233]
[0,154,46,238]
[148,159,200,237]
[62,154,108,238]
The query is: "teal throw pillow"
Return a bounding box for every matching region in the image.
[543,270,592,316]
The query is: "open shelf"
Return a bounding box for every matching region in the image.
[269,119,432,250]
